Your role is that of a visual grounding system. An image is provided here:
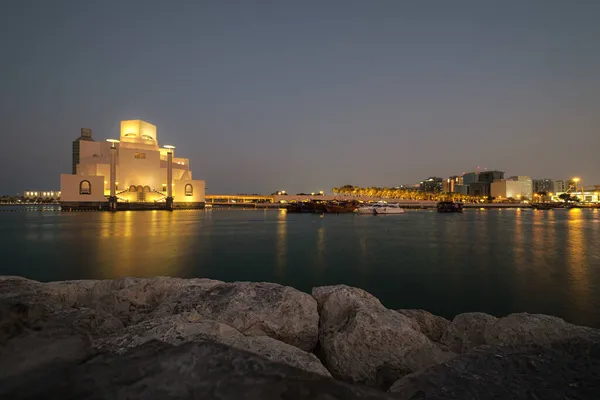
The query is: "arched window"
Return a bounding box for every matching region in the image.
[185,184,193,196]
[129,185,136,192]
[134,152,140,159]
[141,153,146,159]
[136,185,144,193]
[79,180,91,195]
[143,185,151,193]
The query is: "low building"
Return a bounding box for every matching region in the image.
[23,190,61,200]
[420,177,443,193]
[490,180,522,199]
[509,176,533,199]
[554,180,567,193]
[60,119,206,210]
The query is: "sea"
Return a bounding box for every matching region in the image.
[1,206,599,327]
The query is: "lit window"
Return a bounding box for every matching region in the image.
[79,180,91,195]
[141,153,146,159]
[162,184,167,192]
[185,184,193,196]
[134,152,140,159]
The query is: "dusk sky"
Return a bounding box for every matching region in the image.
[1,0,599,195]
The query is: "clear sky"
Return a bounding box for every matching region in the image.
[1,0,599,195]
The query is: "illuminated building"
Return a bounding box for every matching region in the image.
[533,179,554,194]
[60,120,205,210]
[508,176,533,199]
[23,190,61,200]
[491,180,522,199]
[420,177,443,193]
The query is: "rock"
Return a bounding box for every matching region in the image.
[95,312,331,376]
[49,308,124,337]
[389,337,600,400]
[484,313,600,346]
[441,312,497,353]
[0,319,94,380]
[0,340,398,400]
[396,309,451,342]
[83,277,223,325]
[314,285,454,388]
[151,281,319,351]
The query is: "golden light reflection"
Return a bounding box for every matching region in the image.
[275,211,287,280]
[565,209,589,314]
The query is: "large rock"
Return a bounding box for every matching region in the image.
[151,281,319,351]
[314,285,454,388]
[441,312,498,353]
[95,312,330,376]
[396,309,451,342]
[0,318,94,380]
[0,340,398,400]
[484,313,600,346]
[389,337,600,400]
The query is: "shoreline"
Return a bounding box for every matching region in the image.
[2,275,599,399]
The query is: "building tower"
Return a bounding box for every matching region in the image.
[72,128,94,174]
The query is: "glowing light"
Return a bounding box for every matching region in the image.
[106,138,120,143]
[573,177,580,183]
[164,145,176,149]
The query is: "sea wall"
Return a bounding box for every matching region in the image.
[1,276,599,399]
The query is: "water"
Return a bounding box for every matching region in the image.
[1,207,600,327]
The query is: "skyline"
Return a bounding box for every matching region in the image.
[2,1,600,194]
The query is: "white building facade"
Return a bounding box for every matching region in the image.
[60,120,205,210]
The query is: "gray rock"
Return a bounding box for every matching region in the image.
[389,337,600,400]
[314,285,454,388]
[0,340,398,400]
[484,312,600,346]
[152,281,319,351]
[441,312,497,353]
[95,312,331,376]
[396,309,451,342]
[0,319,94,380]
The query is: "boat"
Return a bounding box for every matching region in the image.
[325,201,357,213]
[356,201,385,214]
[531,203,555,210]
[437,201,463,213]
[374,204,405,214]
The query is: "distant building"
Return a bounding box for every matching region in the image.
[420,177,443,193]
[462,172,479,185]
[491,180,522,199]
[469,182,490,197]
[443,175,464,193]
[478,170,505,183]
[533,179,554,194]
[454,185,469,195]
[509,176,533,199]
[554,180,567,193]
[23,190,61,200]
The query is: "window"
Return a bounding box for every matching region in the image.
[162,184,167,192]
[129,185,136,192]
[79,180,91,195]
[134,152,146,159]
[185,184,193,196]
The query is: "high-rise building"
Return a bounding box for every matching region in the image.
[72,128,95,174]
[533,179,554,194]
[554,180,567,193]
[509,176,533,199]
[462,172,479,185]
[478,170,505,183]
[420,177,443,193]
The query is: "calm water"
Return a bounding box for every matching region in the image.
[1,208,600,327]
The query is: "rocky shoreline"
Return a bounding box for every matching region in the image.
[1,276,599,399]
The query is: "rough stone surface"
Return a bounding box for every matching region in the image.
[314,285,454,388]
[396,309,451,342]
[389,337,600,400]
[484,312,600,346]
[151,281,319,351]
[0,341,398,400]
[441,312,498,353]
[94,312,330,376]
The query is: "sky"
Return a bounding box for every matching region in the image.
[1,0,599,195]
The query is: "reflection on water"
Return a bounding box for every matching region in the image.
[1,208,600,327]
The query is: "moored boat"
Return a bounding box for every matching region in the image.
[374,204,405,214]
[325,201,357,213]
[437,201,463,213]
[531,203,555,210]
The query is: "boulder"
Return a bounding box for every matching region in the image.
[389,337,600,400]
[484,312,600,346]
[396,309,451,342]
[441,312,497,353]
[314,285,454,388]
[0,320,94,380]
[151,281,319,351]
[95,312,331,376]
[0,340,398,400]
